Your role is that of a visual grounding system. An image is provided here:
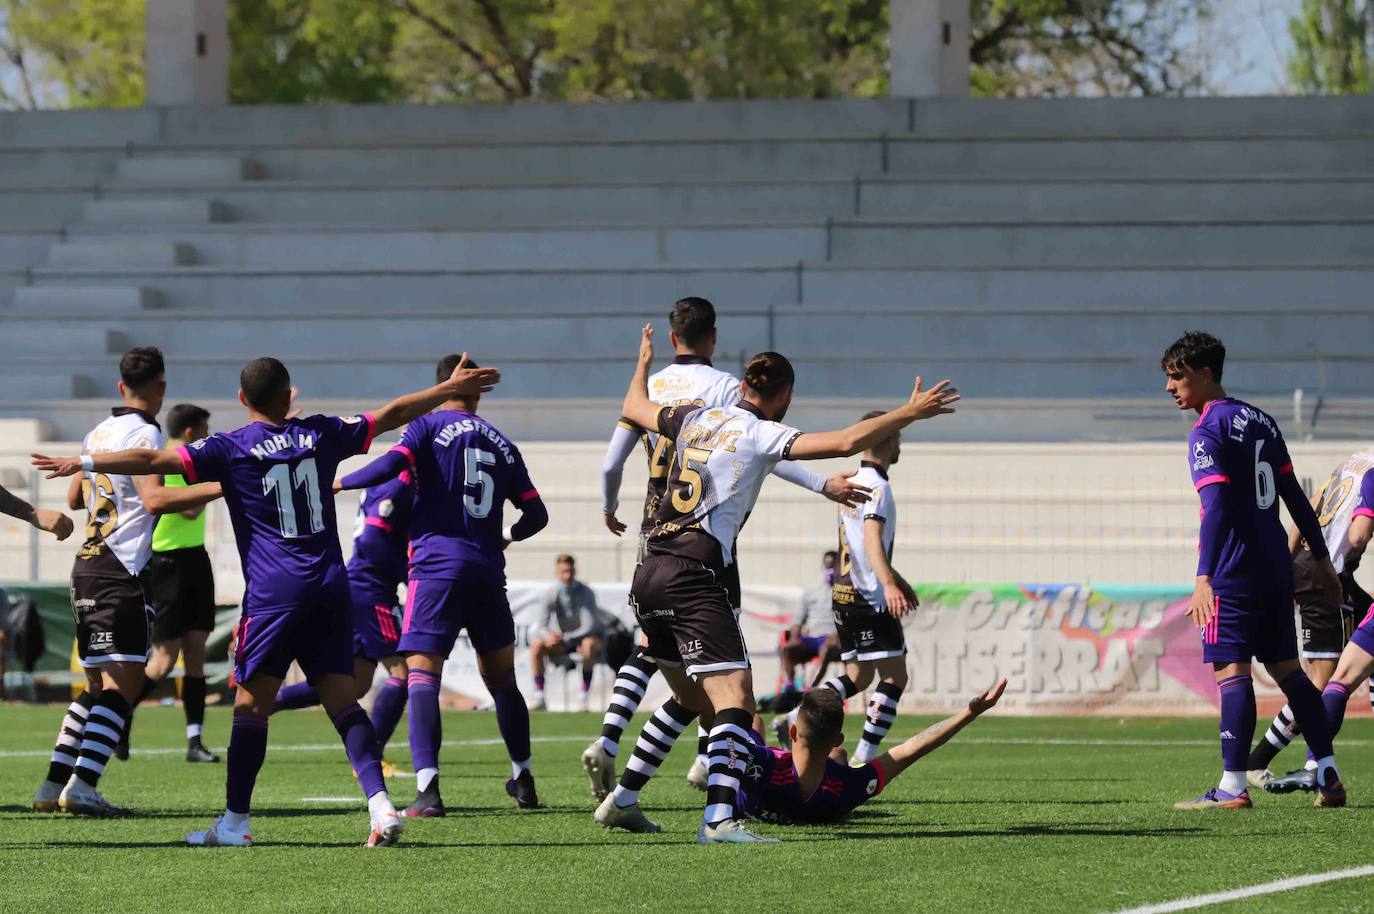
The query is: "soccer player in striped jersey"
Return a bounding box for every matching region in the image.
[597,326,958,843]
[1161,332,1346,810]
[31,348,222,818]
[584,297,868,801]
[1248,448,1374,791]
[272,469,416,763]
[33,354,500,846]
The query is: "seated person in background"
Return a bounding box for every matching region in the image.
[528,554,605,712]
[743,679,1007,825]
[780,550,841,691]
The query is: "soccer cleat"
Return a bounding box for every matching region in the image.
[1246,768,1274,790]
[594,794,662,833]
[526,693,547,712]
[506,769,541,809]
[581,740,617,800]
[1315,776,1347,808]
[1263,767,1318,794]
[1172,788,1252,811]
[366,810,404,847]
[696,819,781,844]
[32,780,63,813]
[186,816,253,847]
[769,715,792,751]
[403,784,446,818]
[59,780,134,818]
[686,758,709,792]
[186,737,221,764]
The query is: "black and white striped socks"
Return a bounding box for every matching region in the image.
[611,697,696,807]
[45,691,95,786]
[597,648,658,757]
[854,681,903,763]
[703,708,753,827]
[72,692,131,787]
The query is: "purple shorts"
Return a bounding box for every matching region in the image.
[798,634,830,655]
[1350,603,1374,656]
[234,605,354,686]
[398,574,514,658]
[352,592,402,662]
[1201,588,1298,665]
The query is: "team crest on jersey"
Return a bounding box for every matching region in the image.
[191,437,209,450]
[866,778,878,795]
[1192,440,1214,471]
[378,499,394,518]
[342,415,364,425]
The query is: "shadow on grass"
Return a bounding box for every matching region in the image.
[808,823,1212,841]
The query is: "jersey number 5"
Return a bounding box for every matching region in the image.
[464,447,496,519]
[670,447,710,513]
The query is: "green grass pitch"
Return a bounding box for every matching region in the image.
[2,705,1373,913]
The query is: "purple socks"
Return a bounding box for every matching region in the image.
[487,671,532,767]
[1217,674,1256,772]
[226,711,269,815]
[406,669,442,774]
[1322,681,1353,740]
[332,703,386,799]
[370,676,408,748]
[272,682,320,712]
[1279,669,1335,760]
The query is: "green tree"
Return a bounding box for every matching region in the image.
[1287,0,1370,94]
[1,0,143,108]
[230,0,401,104]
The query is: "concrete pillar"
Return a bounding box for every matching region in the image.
[890,0,969,97]
[145,0,229,106]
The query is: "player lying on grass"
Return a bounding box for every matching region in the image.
[33,353,500,848]
[599,679,1006,832]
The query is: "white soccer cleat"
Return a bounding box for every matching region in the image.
[32,780,63,813]
[581,740,617,800]
[1247,768,1275,790]
[366,810,404,848]
[686,759,709,792]
[59,779,133,818]
[186,816,253,847]
[594,794,661,833]
[526,693,547,712]
[696,819,780,844]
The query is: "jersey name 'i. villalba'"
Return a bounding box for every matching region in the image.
[177,413,377,611]
[348,471,416,603]
[394,409,538,579]
[1188,397,1297,594]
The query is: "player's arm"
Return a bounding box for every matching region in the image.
[1277,465,1340,608]
[369,353,501,435]
[504,456,549,546]
[0,483,74,541]
[771,461,872,509]
[131,474,223,517]
[620,324,662,432]
[1288,489,1322,557]
[601,420,640,536]
[870,679,1007,786]
[65,477,84,511]
[33,447,187,478]
[335,450,408,492]
[864,517,914,618]
[786,378,958,460]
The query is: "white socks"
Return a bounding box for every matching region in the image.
[511,757,532,779]
[417,767,439,792]
[367,791,396,819]
[223,810,249,830]
[1218,770,1247,795]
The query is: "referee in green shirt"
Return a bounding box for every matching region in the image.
[123,404,221,763]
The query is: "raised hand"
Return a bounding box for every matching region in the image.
[637,323,654,367]
[448,352,502,397]
[905,377,960,421]
[31,453,82,479]
[969,678,1008,715]
[821,470,872,509]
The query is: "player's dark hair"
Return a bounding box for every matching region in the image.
[822,550,838,567]
[166,403,210,440]
[742,351,795,398]
[239,357,292,411]
[119,347,164,389]
[796,687,844,746]
[861,409,885,422]
[556,554,575,565]
[1161,331,1225,382]
[436,353,478,384]
[669,297,716,348]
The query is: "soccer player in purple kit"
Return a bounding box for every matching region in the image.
[33,353,500,846]
[336,353,550,817]
[1161,331,1347,810]
[272,468,417,761]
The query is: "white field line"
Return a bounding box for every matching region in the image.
[300,797,362,803]
[1107,865,1374,914]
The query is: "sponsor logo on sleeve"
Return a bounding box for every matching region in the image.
[1192,440,1214,471]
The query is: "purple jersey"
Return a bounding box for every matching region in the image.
[1188,398,1295,594]
[739,738,887,824]
[348,470,415,603]
[178,413,375,613]
[390,409,538,580]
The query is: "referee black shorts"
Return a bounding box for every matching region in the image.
[145,546,216,642]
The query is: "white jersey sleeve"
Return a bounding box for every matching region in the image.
[750,420,803,465]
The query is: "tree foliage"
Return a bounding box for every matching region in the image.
[0,0,143,109]
[1287,0,1370,94]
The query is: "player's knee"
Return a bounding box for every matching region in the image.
[884,669,909,690]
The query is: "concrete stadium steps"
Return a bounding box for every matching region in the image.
[0,323,125,357]
[827,218,1374,266]
[47,242,194,269]
[0,369,92,400]
[81,174,1374,224]
[113,155,253,184]
[11,285,158,310]
[0,189,98,225]
[0,149,122,183]
[0,229,62,268]
[82,197,225,224]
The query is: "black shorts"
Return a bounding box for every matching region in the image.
[1296,567,1371,659]
[630,553,749,678]
[145,546,216,642]
[833,600,906,663]
[70,562,152,667]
